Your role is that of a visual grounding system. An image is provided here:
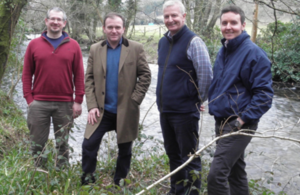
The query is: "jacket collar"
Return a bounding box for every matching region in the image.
[221,31,250,52]
[164,25,189,43]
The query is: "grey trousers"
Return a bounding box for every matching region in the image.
[27,100,73,167]
[207,118,258,195]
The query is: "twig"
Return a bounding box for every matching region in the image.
[135,130,300,195]
[141,101,156,127]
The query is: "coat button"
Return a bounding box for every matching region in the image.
[104,76,106,79]
[102,92,105,95]
[100,107,103,110]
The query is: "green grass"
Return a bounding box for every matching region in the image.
[0,90,27,132]
[0,90,28,158]
[0,88,283,194]
[0,132,279,194]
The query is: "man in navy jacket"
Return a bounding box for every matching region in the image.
[157,0,212,194]
[207,5,274,195]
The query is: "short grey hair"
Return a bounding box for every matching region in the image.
[163,0,185,14]
[46,7,67,21]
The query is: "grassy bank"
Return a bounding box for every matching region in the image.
[0,91,280,194]
[0,90,28,155]
[0,90,177,194]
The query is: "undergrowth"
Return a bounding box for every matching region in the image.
[0,89,282,194]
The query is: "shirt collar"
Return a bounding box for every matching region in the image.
[106,37,123,49]
[167,31,172,39]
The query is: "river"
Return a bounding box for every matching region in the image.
[4,41,300,194]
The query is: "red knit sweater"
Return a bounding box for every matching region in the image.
[22,32,85,104]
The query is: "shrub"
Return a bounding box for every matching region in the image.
[257,20,300,82]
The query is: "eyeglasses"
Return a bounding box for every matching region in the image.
[48,17,64,22]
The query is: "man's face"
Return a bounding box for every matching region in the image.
[220,12,245,40]
[163,4,186,36]
[103,17,125,46]
[45,11,66,35]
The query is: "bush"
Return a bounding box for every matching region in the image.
[257,20,300,82]
[201,26,223,66]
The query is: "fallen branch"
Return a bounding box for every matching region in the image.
[135,128,300,195]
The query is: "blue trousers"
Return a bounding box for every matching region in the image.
[82,110,132,185]
[207,118,258,195]
[160,112,201,195]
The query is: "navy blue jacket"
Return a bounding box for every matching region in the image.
[208,31,273,124]
[156,25,199,113]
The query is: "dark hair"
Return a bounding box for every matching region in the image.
[220,5,245,24]
[103,12,126,27]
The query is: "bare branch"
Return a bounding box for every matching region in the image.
[135,127,300,195]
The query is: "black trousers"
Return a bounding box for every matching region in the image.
[82,110,132,185]
[160,112,201,195]
[207,118,258,195]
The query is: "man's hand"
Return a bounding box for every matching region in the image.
[88,108,100,125]
[73,102,82,119]
[200,105,205,111]
[237,117,245,129]
[28,101,34,107]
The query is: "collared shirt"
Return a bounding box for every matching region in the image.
[106,37,123,49]
[104,38,123,114]
[167,32,213,102]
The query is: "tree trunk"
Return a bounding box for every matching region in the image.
[193,0,201,32]
[199,1,212,34]
[124,0,136,36]
[183,0,192,30]
[251,2,259,42]
[0,0,27,86]
[204,0,221,37]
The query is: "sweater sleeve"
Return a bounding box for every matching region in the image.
[72,41,85,104]
[22,41,35,105]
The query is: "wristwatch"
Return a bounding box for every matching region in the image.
[234,119,243,129]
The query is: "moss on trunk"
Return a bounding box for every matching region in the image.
[0,0,27,85]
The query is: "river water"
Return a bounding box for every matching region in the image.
[4,41,300,194]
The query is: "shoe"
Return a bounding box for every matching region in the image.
[81,173,96,185]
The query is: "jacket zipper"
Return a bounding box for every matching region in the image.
[159,39,173,112]
[53,39,69,53]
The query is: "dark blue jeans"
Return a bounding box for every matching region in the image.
[82,110,132,185]
[207,118,258,195]
[160,112,201,195]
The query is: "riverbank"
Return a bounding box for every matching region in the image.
[0,90,28,153]
[0,89,181,194]
[0,89,283,194]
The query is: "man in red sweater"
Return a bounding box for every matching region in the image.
[22,7,84,168]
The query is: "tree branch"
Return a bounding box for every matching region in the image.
[135,125,300,195]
